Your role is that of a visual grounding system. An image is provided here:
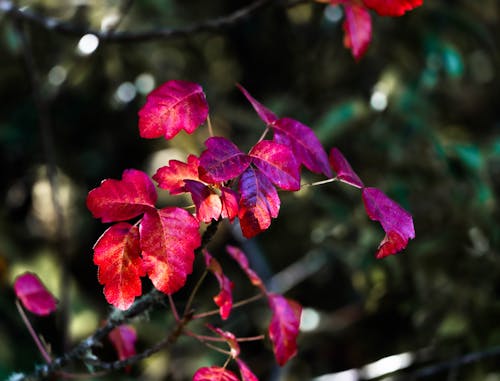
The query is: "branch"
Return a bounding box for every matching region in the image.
[0,0,275,43]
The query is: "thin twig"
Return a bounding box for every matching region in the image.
[183,269,209,316]
[16,301,52,364]
[192,293,263,319]
[1,0,275,43]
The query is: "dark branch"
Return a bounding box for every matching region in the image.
[0,0,275,43]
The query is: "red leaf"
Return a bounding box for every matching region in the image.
[268,294,302,366]
[362,187,415,258]
[93,223,144,310]
[342,3,372,60]
[226,245,265,291]
[204,251,234,320]
[249,140,300,191]
[138,80,208,140]
[14,272,57,316]
[140,208,201,294]
[236,359,259,381]
[272,117,332,177]
[86,169,157,223]
[185,180,223,223]
[329,147,364,188]
[193,367,239,381]
[238,166,280,238]
[236,84,278,125]
[153,154,201,195]
[109,324,137,363]
[199,137,252,183]
[220,187,240,222]
[362,0,423,16]
[207,324,240,357]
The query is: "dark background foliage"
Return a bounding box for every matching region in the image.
[1,0,500,380]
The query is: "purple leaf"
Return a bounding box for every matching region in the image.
[272,117,332,177]
[184,180,223,223]
[236,84,278,125]
[249,140,300,191]
[329,147,364,188]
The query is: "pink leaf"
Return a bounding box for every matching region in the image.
[138,80,209,140]
[362,187,415,258]
[362,0,423,16]
[329,147,364,188]
[272,117,332,177]
[225,245,265,291]
[93,223,145,310]
[268,294,302,366]
[193,367,239,381]
[220,187,240,222]
[249,140,300,191]
[236,359,259,381]
[342,3,372,60]
[185,180,223,223]
[153,154,201,195]
[140,208,201,294]
[86,169,157,223]
[207,324,240,357]
[236,84,278,125]
[204,251,234,320]
[238,166,280,238]
[109,324,137,363]
[199,137,252,183]
[14,272,57,316]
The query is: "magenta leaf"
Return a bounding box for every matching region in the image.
[204,251,234,320]
[329,147,364,188]
[268,294,302,366]
[14,272,57,316]
[207,325,240,357]
[271,117,332,177]
[93,223,145,310]
[236,84,278,125]
[238,166,281,238]
[236,359,259,381]
[362,187,415,258]
[342,4,372,60]
[138,80,209,140]
[86,169,157,223]
[199,137,252,183]
[185,180,223,223]
[226,245,265,291]
[109,324,137,363]
[249,140,300,191]
[220,187,240,222]
[153,154,201,195]
[140,207,201,294]
[362,0,423,16]
[193,367,240,381]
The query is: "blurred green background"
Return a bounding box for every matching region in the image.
[1,0,500,380]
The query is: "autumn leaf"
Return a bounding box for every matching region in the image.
[220,187,240,222]
[185,180,223,223]
[140,207,201,294]
[86,169,157,223]
[14,272,57,316]
[138,80,208,140]
[204,251,234,320]
[93,223,144,310]
[238,166,281,238]
[268,294,302,366]
[236,84,278,125]
[342,3,372,60]
[153,154,201,195]
[225,245,265,291]
[109,324,137,368]
[362,187,415,258]
[236,359,259,381]
[199,137,252,183]
[249,140,300,191]
[362,0,423,16]
[193,366,239,381]
[329,147,364,188]
[207,325,240,357]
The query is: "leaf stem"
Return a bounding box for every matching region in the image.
[301,177,338,188]
[183,269,208,316]
[207,114,214,137]
[257,126,270,143]
[168,294,180,322]
[192,293,263,319]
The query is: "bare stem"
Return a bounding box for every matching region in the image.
[192,293,263,319]
[16,301,52,364]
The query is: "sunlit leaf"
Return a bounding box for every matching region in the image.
[343,4,372,60]
[207,324,240,357]
[362,187,415,258]
[185,180,223,223]
[220,187,240,222]
[226,245,265,291]
[140,208,201,294]
[193,366,239,381]
[93,223,144,310]
[14,272,57,316]
[268,294,302,366]
[362,0,423,16]
[204,251,234,320]
[249,140,300,191]
[138,80,208,140]
[153,154,201,195]
[86,169,157,223]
